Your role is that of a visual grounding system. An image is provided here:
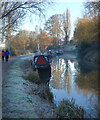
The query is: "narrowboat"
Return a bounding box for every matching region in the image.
[32,53,51,71]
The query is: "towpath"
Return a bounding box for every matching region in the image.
[2,56,39,118]
[1,55,56,119]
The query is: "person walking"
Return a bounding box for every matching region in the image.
[5,49,10,62]
[1,50,5,62]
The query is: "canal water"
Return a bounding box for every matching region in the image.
[48,54,99,118]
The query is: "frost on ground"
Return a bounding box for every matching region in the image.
[2,57,57,118]
[0,60,2,119]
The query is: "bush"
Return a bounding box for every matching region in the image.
[23,71,40,84]
[78,41,91,58]
[38,84,53,103]
[23,72,53,103]
[10,46,19,56]
[58,98,85,118]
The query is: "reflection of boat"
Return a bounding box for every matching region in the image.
[47,51,54,57]
[56,49,63,55]
[32,53,51,71]
[38,68,51,85]
[44,50,54,58]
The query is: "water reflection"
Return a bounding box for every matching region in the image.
[50,58,78,94]
[49,56,99,118]
[50,58,66,89]
[38,68,51,85]
[75,71,98,95]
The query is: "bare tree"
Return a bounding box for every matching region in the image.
[84,0,99,18]
[0,1,53,39]
[44,14,64,45]
[0,1,53,51]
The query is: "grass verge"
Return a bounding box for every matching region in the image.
[38,84,53,103]
[23,70,40,84]
[22,61,53,103]
[57,98,85,118]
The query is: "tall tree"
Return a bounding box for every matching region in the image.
[63,9,71,43]
[44,14,63,45]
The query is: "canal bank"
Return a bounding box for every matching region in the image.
[22,53,99,118]
[2,54,99,119]
[2,56,57,118]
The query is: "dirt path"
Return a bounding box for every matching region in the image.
[2,56,57,119]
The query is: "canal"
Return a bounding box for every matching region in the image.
[48,53,99,118]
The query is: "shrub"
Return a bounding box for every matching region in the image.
[78,41,91,58]
[58,98,85,118]
[38,84,53,103]
[23,71,40,84]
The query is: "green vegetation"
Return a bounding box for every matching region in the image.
[57,98,85,119]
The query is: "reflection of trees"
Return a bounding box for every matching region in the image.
[78,59,99,74]
[38,69,51,85]
[74,68,99,118]
[51,58,77,95]
[51,58,67,89]
[66,65,72,94]
[65,60,78,94]
[75,71,99,95]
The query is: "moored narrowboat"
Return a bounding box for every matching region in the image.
[32,53,51,71]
